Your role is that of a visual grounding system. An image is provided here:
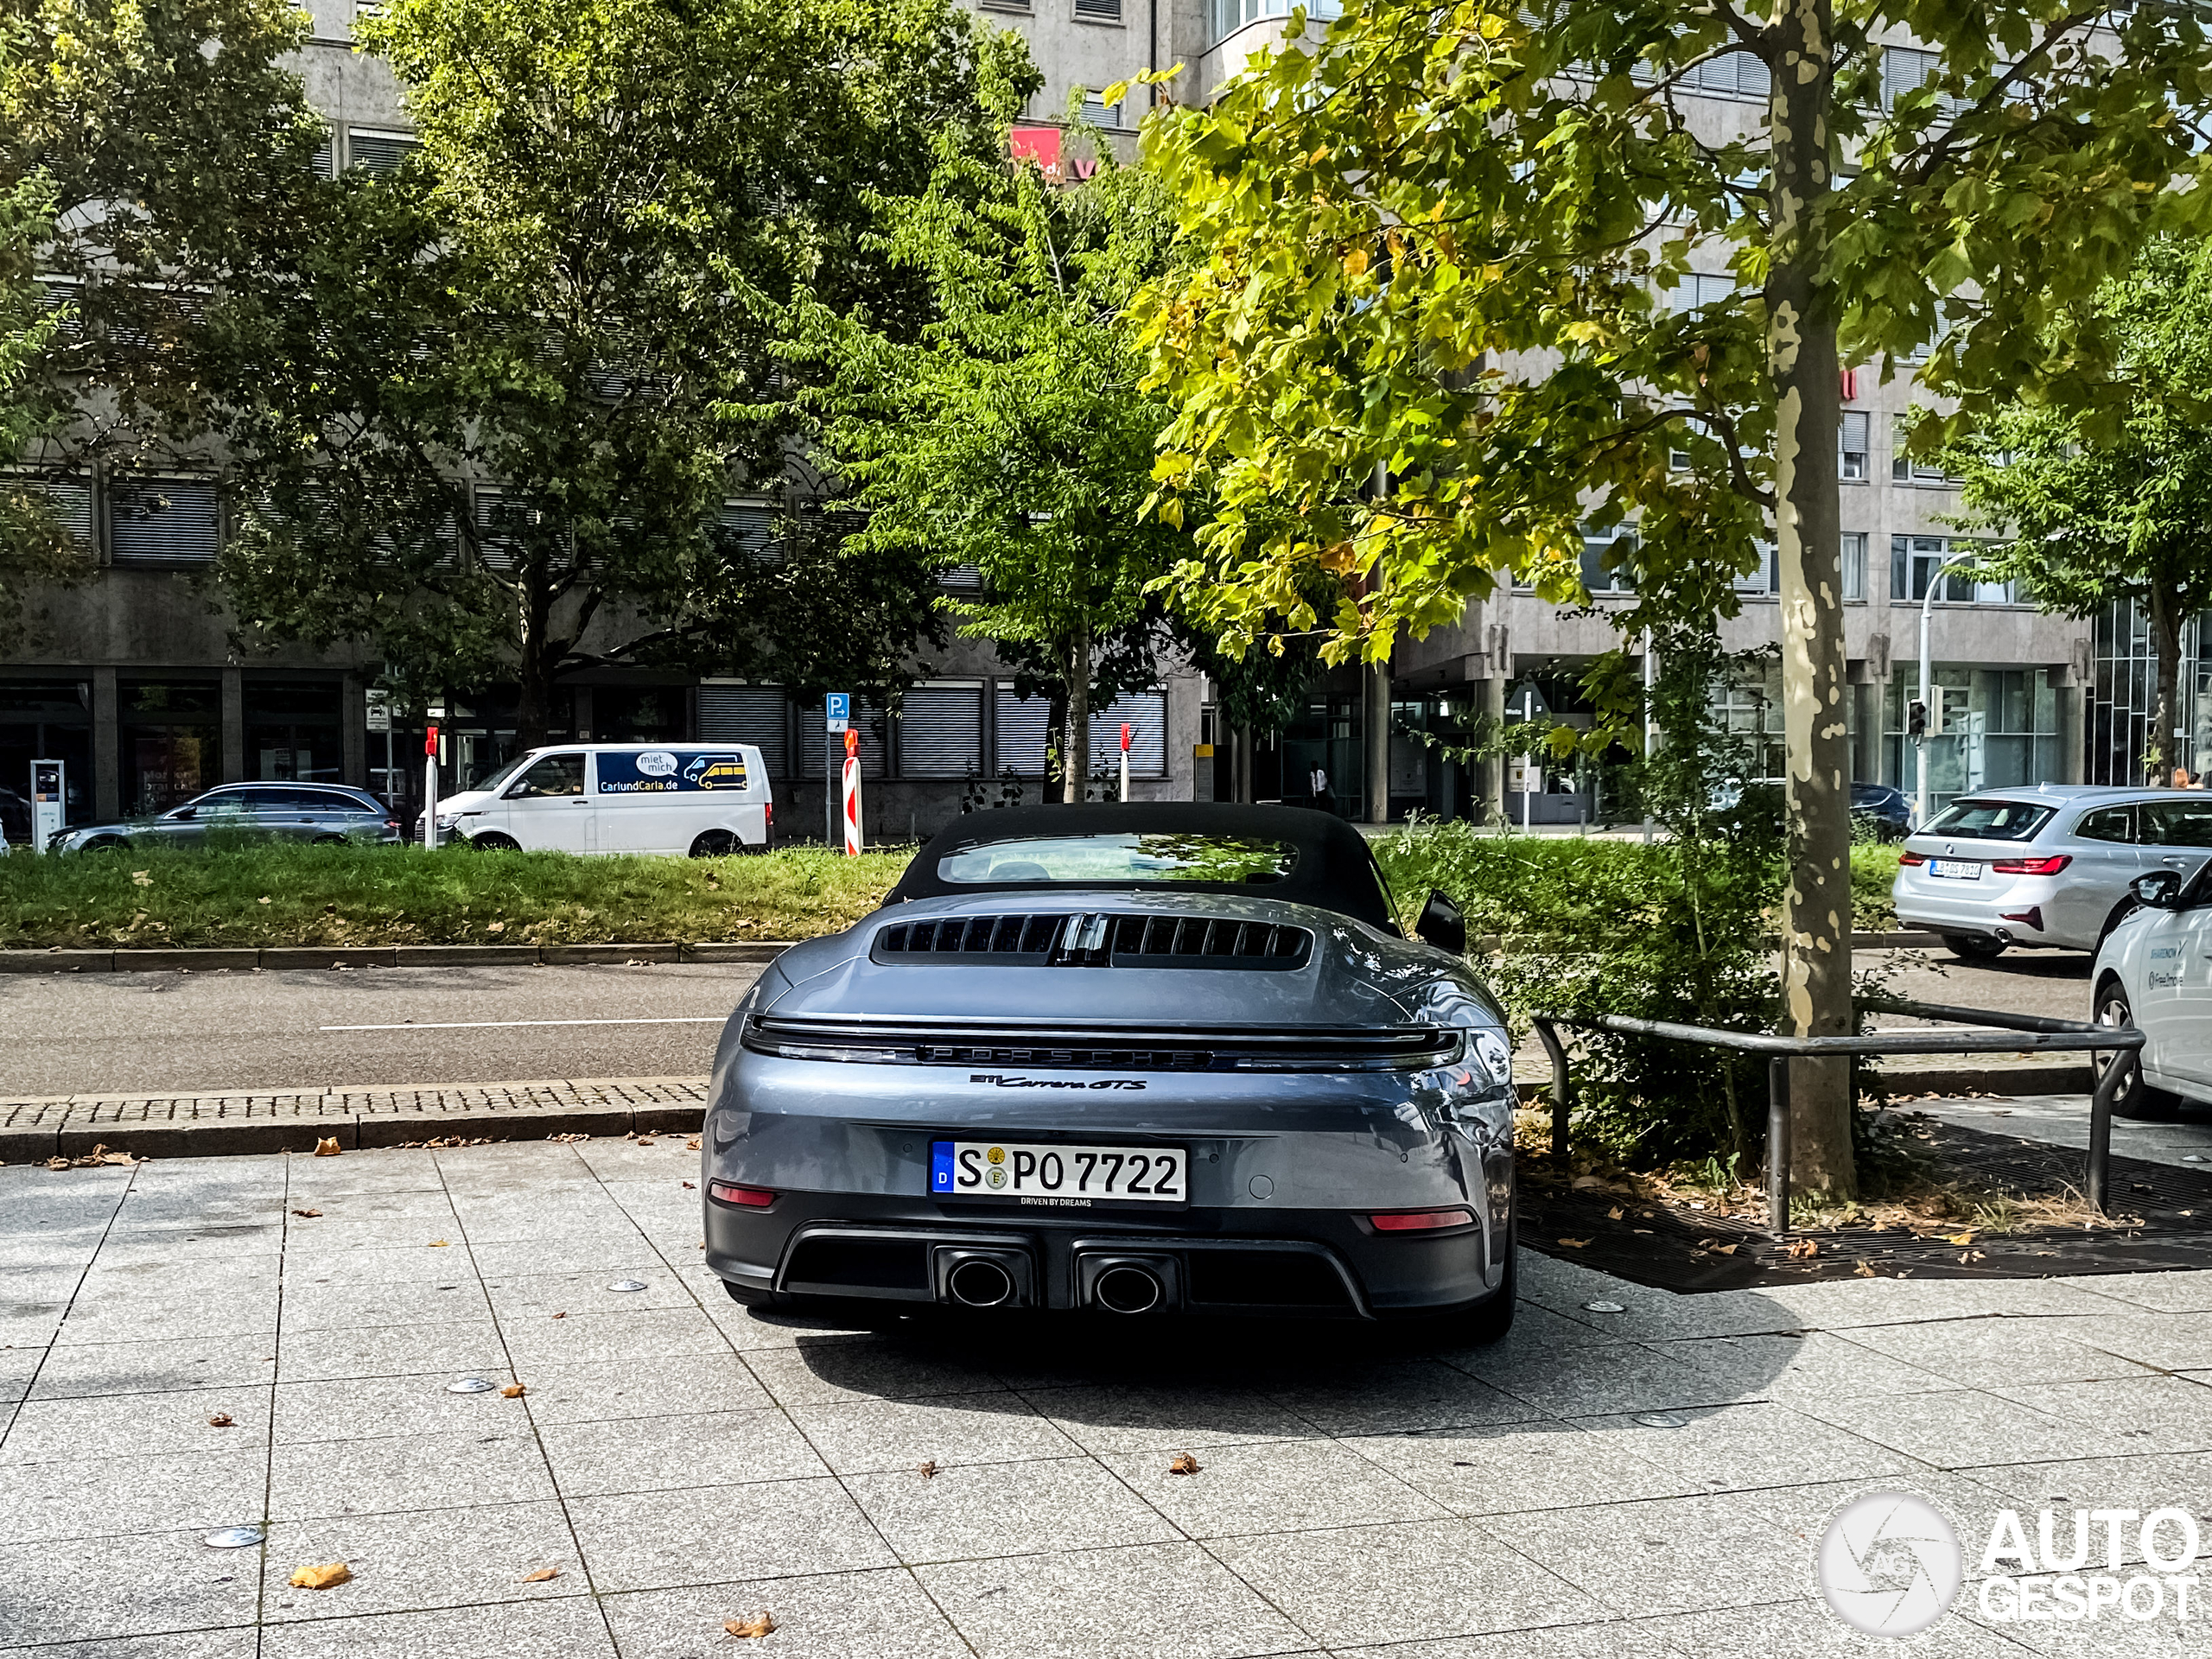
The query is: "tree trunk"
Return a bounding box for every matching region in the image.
[2150,590,2183,785]
[1768,0,1856,1201]
[515,578,555,752]
[1065,632,1091,804]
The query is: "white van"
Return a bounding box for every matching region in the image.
[435,744,772,856]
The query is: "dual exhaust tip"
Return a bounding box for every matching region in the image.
[934,1247,1173,1313]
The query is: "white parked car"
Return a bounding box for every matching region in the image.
[436,744,772,856]
[2093,863,2212,1119]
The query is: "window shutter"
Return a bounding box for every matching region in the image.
[1839,411,1870,454]
[938,563,983,594]
[1076,0,1123,18]
[35,479,94,550]
[698,683,790,778]
[309,127,336,178]
[1080,88,1121,126]
[717,502,781,568]
[995,686,1051,775]
[898,683,984,777]
[1088,691,1167,777]
[110,480,219,566]
[347,131,420,175]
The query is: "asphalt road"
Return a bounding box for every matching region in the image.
[0,961,765,1099]
[1863,942,2093,1025]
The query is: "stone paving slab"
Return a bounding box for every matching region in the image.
[8,1141,2212,1655]
[0,1077,710,1160]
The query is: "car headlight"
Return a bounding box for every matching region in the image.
[1471,1030,1513,1088]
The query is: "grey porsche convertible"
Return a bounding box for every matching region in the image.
[700,804,1519,1338]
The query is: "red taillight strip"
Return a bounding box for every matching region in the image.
[1898,851,1926,865]
[1992,855,2070,875]
[1370,1208,1476,1233]
[708,1181,775,1208]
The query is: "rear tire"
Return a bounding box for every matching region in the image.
[80,836,130,852]
[311,834,346,845]
[2094,980,2183,1122]
[468,832,520,852]
[690,829,738,858]
[1942,932,2009,962]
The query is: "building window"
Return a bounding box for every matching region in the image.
[1891,416,1956,486]
[1841,532,1868,601]
[1080,88,1121,126]
[1207,0,1340,48]
[346,130,420,175]
[245,679,342,785]
[593,686,686,743]
[1840,410,1870,480]
[0,678,94,830]
[1734,538,1779,597]
[898,683,985,779]
[1665,272,1738,312]
[1074,0,1123,20]
[121,679,223,814]
[109,479,219,566]
[809,696,887,780]
[1891,535,2014,604]
[309,125,336,179]
[1580,526,1637,595]
[1885,664,2059,807]
[1089,691,1167,779]
[716,501,781,569]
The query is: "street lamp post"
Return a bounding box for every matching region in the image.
[1916,557,1980,830]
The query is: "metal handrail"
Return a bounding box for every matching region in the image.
[1529,997,2145,1226]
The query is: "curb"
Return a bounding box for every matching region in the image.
[0,941,795,973]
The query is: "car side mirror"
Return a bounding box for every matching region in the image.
[1416,889,1467,956]
[2132,869,2183,910]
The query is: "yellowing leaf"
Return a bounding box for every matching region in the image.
[1099,78,1130,108]
[289,1562,353,1590]
[1342,245,1370,278]
[1943,1231,1976,1246]
[428,1239,450,1248]
[501,1384,526,1398]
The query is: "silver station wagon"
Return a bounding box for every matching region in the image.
[1892,785,2212,960]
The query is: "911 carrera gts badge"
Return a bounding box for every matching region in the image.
[969,1074,1147,1090]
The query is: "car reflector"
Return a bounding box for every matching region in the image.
[1992,855,2070,875]
[709,1181,776,1208]
[1999,907,2044,931]
[1370,1208,1475,1232]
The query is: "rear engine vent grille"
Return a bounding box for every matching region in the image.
[744,1016,1459,1073]
[872,912,1310,969]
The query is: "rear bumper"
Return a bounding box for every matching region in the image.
[1893,875,2064,944]
[702,1187,1506,1318]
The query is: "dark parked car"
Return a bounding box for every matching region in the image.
[50,783,402,852]
[701,804,1519,1337]
[1851,782,1913,842]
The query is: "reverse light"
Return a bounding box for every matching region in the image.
[709,1180,776,1208]
[1898,851,1927,866]
[1370,1207,1476,1233]
[1991,855,2070,875]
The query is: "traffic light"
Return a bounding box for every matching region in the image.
[1907,699,1928,737]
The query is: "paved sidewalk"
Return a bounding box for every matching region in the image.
[0,1078,711,1161]
[5,1142,2211,1656]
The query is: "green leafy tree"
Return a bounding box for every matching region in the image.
[1135,2,2212,1196]
[804,112,1188,800]
[1942,238,2212,786]
[0,168,91,632]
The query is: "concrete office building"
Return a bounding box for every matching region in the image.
[0,4,2182,836]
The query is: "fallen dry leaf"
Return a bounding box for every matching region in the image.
[291,1208,321,1218]
[724,1611,777,1639]
[551,1312,566,1319]
[289,1562,352,1590]
[502,1383,526,1398]
[1784,1238,1820,1260]
[1853,1260,1877,1277]
[130,869,151,886]
[520,1567,560,1583]
[1167,1452,1202,1476]
[683,1181,696,1190]
[312,1137,341,1158]
[915,1460,938,1479]
[637,1137,658,1147]
[686,1136,702,1151]
[548,1132,588,1144]
[1569,1175,1606,1191]
[428,1240,450,1248]
[1557,1237,1591,1249]
[1712,1243,1738,1256]
[1605,1206,1624,1221]
[257,895,271,906]
[1943,1230,1977,1246]
[207,1414,234,1427]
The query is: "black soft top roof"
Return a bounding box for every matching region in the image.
[884,803,1397,929]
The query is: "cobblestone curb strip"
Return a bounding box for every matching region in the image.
[0,940,792,971]
[0,1076,711,1161]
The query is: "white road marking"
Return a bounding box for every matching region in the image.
[321,1016,728,1032]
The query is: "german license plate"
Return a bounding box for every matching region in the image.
[1929,859,1982,880]
[931,1139,1188,1206]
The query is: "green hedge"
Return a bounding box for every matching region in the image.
[0,842,912,949]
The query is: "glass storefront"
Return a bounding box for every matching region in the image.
[2089,599,2212,785]
[0,679,94,840]
[245,679,342,785]
[1884,665,2060,810]
[120,679,223,815]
